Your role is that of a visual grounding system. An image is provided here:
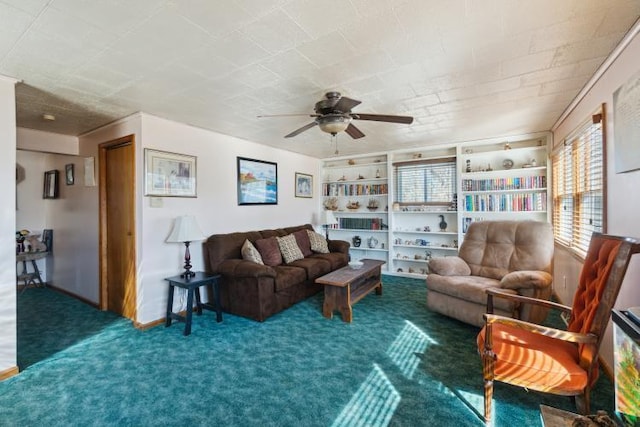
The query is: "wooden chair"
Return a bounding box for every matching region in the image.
[477,232,640,423]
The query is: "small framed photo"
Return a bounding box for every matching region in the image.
[237,157,277,205]
[43,170,59,199]
[295,172,313,198]
[144,149,197,197]
[65,163,74,185]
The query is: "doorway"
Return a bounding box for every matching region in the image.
[99,135,136,320]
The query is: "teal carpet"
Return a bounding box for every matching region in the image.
[2,276,613,426]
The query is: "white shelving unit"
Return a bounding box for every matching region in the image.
[458,137,550,236]
[319,133,552,279]
[322,154,389,267]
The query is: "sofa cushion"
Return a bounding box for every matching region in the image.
[254,237,283,267]
[272,265,307,292]
[288,257,332,280]
[277,234,304,264]
[309,252,349,270]
[307,230,330,253]
[426,274,516,312]
[241,239,264,265]
[293,229,313,257]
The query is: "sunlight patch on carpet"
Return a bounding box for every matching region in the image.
[331,364,400,427]
[386,320,436,379]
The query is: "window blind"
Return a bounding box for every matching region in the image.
[551,109,605,257]
[393,157,456,205]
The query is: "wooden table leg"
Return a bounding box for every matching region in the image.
[213,281,222,322]
[184,288,194,336]
[339,285,353,323]
[165,284,175,327]
[194,288,203,315]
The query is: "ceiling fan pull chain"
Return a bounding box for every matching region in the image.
[334,134,339,155]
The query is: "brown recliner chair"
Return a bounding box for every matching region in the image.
[425,220,554,327]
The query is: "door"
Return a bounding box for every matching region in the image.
[99,135,136,319]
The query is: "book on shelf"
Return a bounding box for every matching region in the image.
[461,176,546,192]
[335,217,385,230]
[463,193,547,212]
[322,183,388,197]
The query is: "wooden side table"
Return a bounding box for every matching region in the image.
[165,272,222,336]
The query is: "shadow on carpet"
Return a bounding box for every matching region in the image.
[3,276,613,427]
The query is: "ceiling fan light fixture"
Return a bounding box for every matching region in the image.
[318,114,351,134]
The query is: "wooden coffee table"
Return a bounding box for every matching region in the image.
[315,259,385,322]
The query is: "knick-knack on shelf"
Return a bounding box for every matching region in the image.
[352,236,361,247]
[438,215,447,232]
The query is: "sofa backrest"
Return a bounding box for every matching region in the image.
[204,224,313,273]
[458,221,554,280]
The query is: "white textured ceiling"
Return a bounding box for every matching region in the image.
[1,0,639,158]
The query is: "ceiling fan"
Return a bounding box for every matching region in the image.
[258,91,414,139]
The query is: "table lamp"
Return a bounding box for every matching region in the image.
[320,210,338,239]
[166,215,205,278]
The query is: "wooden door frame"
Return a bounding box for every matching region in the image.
[98,134,136,318]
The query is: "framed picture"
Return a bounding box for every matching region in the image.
[144,149,196,197]
[43,170,59,199]
[237,157,277,205]
[65,163,74,185]
[295,172,313,198]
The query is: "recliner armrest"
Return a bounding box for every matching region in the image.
[428,256,471,276]
[500,270,552,290]
[217,259,277,279]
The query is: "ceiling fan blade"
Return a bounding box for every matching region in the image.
[285,121,318,138]
[345,123,365,139]
[334,96,361,112]
[257,113,319,118]
[353,113,414,124]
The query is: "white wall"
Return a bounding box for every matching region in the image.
[75,113,321,324]
[553,28,640,369]
[16,150,49,280]
[137,114,320,323]
[0,76,17,375]
[17,128,78,154]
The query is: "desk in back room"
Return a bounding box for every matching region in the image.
[16,251,49,290]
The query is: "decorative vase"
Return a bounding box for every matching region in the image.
[352,236,361,247]
[438,215,447,232]
[368,236,378,248]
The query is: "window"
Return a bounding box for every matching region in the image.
[393,157,456,205]
[551,108,606,257]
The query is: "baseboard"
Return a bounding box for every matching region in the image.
[0,366,19,381]
[134,318,165,330]
[47,283,99,308]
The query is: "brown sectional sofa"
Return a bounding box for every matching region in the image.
[204,224,349,321]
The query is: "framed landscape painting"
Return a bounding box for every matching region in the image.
[237,157,278,205]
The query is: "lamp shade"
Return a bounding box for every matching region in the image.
[320,209,338,226]
[166,215,205,243]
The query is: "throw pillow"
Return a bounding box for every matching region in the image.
[241,239,264,265]
[428,256,471,276]
[254,237,283,267]
[307,230,329,254]
[293,229,313,257]
[277,234,304,264]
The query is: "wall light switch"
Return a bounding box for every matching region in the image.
[150,197,163,208]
